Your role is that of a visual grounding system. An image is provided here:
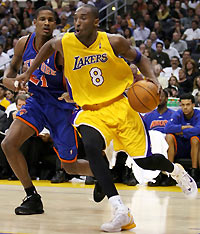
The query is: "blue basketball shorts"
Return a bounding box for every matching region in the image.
[16,96,78,162]
[170,134,200,159]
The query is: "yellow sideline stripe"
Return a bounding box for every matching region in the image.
[0,180,198,193]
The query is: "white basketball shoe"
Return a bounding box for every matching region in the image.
[101,206,136,232]
[171,163,198,199]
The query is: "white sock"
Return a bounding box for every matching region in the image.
[170,164,180,176]
[108,195,125,210]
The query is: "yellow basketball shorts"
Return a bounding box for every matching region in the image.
[73,97,152,158]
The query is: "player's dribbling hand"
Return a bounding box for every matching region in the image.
[146,77,162,94]
[58,92,75,103]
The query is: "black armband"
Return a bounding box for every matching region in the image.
[133,49,142,64]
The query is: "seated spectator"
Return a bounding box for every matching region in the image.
[134,20,150,47]
[143,89,175,133]
[24,0,35,20]
[169,85,180,98]
[180,7,195,30]
[124,27,135,47]
[143,13,154,31]
[184,58,200,83]
[169,19,185,38]
[163,38,180,60]
[161,56,181,81]
[192,75,200,96]
[195,91,200,107]
[124,12,136,30]
[170,0,187,21]
[0,43,10,72]
[0,85,10,111]
[181,49,192,67]
[143,89,176,187]
[170,32,188,56]
[181,20,200,52]
[130,1,143,25]
[7,38,18,59]
[149,31,164,51]
[153,21,166,41]
[77,0,95,8]
[168,75,180,90]
[165,93,200,186]
[5,89,15,103]
[0,26,9,48]
[23,18,35,33]
[156,3,170,23]
[145,38,155,55]
[178,68,193,94]
[151,42,170,68]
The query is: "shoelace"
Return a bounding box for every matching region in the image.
[22,195,32,203]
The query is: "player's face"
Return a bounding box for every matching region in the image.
[180,99,194,116]
[74,7,98,39]
[34,10,56,37]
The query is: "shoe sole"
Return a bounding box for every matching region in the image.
[15,208,44,215]
[122,213,136,230]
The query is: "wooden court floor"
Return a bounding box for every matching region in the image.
[0,180,200,234]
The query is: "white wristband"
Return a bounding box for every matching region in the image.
[14,80,19,88]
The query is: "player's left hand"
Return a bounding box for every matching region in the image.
[58,92,75,103]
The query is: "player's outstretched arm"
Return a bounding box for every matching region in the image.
[108,34,161,92]
[16,36,62,83]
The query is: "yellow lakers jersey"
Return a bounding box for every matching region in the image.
[62,31,134,106]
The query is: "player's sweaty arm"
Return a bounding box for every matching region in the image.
[3,37,26,91]
[16,36,63,83]
[108,34,161,92]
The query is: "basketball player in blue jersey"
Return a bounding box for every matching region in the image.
[143,89,175,133]
[1,6,95,216]
[13,5,197,232]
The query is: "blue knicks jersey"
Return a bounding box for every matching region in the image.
[22,33,74,110]
[143,108,175,133]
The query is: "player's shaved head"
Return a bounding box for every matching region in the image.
[79,4,99,19]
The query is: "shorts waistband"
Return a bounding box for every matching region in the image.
[82,94,124,111]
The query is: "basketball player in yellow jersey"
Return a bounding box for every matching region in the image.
[15,4,197,233]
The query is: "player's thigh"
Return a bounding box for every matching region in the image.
[2,119,35,148]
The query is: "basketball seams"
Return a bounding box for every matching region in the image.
[133,83,159,106]
[131,86,152,112]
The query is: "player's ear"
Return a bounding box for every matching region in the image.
[33,18,36,25]
[94,18,99,27]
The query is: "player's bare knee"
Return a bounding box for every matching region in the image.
[190,137,199,147]
[1,136,19,155]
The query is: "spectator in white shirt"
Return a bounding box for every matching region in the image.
[182,20,200,41]
[77,0,95,8]
[134,20,150,47]
[161,56,181,80]
[163,38,180,60]
[0,44,10,71]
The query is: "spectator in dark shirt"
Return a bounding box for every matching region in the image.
[178,68,193,94]
[151,42,171,68]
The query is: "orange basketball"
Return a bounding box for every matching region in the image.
[128,80,160,113]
